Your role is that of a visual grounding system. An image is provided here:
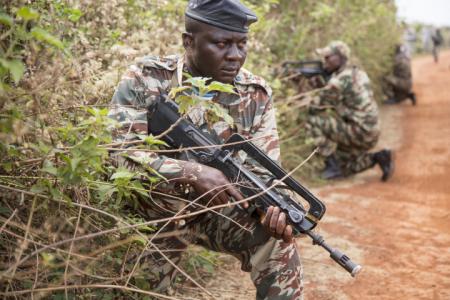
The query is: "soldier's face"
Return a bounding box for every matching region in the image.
[184,24,248,84]
[324,53,343,73]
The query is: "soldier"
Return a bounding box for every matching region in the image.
[384,44,416,105]
[108,0,303,299]
[300,41,394,181]
[431,28,443,63]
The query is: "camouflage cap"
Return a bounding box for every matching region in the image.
[185,0,257,33]
[316,41,351,60]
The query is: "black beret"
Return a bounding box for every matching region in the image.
[185,0,258,33]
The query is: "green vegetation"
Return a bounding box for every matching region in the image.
[1,0,402,298]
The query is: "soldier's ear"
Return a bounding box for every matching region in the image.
[339,55,347,66]
[182,32,194,50]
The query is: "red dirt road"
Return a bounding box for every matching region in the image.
[300,51,450,299]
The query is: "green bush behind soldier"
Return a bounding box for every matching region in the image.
[108,0,303,299]
[383,44,416,105]
[299,41,394,181]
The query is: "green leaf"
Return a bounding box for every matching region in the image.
[169,86,190,98]
[21,280,33,289]
[49,186,64,200]
[41,160,58,176]
[41,252,56,266]
[86,106,98,116]
[1,162,12,172]
[0,59,25,84]
[0,13,13,26]
[36,141,52,155]
[149,175,161,183]
[144,135,168,147]
[66,8,82,22]
[70,156,82,172]
[98,108,109,116]
[131,180,148,197]
[222,111,234,126]
[207,81,237,94]
[182,72,192,79]
[31,27,64,49]
[111,169,135,180]
[203,262,215,273]
[0,204,12,215]
[184,77,208,94]
[203,102,234,127]
[17,6,40,21]
[30,181,48,194]
[8,60,25,85]
[95,182,117,203]
[76,135,103,156]
[174,95,195,114]
[310,3,335,20]
[132,235,148,245]
[51,294,66,300]
[135,277,151,290]
[101,293,113,300]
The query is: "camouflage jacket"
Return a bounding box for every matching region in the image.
[386,51,412,92]
[108,55,280,217]
[304,64,380,134]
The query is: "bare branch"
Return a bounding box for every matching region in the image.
[0,284,181,299]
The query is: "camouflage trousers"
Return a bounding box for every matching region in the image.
[113,152,304,299]
[136,205,304,300]
[306,114,379,175]
[384,78,412,102]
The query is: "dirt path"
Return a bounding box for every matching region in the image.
[177,52,450,300]
[301,51,450,300]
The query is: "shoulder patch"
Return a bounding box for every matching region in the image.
[134,54,180,71]
[235,68,272,97]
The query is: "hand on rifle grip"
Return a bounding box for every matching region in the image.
[182,161,248,208]
[262,206,294,243]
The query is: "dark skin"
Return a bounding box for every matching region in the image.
[176,19,248,210]
[173,19,293,243]
[308,52,345,89]
[182,18,248,84]
[323,52,346,73]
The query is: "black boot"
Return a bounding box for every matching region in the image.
[408,92,417,106]
[373,149,394,181]
[383,98,399,105]
[321,155,343,180]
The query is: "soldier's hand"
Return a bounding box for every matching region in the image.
[182,162,247,208]
[308,75,325,89]
[385,75,397,85]
[262,206,294,243]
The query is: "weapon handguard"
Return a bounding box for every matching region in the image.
[147,96,362,277]
[283,60,330,79]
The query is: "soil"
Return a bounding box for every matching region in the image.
[176,51,450,300]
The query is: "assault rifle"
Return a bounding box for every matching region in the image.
[147,96,362,277]
[282,60,330,80]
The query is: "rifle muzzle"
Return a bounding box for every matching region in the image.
[330,249,362,277]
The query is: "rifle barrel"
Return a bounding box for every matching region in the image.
[306,231,362,277]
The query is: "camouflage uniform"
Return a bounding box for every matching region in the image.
[303,63,380,175]
[431,29,443,63]
[108,55,303,299]
[384,49,413,102]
